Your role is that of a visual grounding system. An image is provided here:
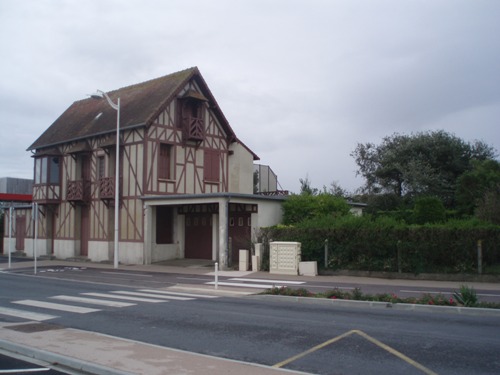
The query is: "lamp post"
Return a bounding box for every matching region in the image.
[92,90,120,269]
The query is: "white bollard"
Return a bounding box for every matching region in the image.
[215,262,219,290]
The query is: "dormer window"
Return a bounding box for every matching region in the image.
[178,90,207,143]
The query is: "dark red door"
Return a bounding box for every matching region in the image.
[185,214,212,259]
[229,212,251,265]
[15,216,26,251]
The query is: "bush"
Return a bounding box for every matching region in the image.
[260,218,500,275]
[413,196,446,224]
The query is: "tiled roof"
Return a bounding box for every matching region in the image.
[27,67,236,151]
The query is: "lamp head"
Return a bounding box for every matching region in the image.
[90,91,103,100]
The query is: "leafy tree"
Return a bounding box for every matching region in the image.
[328,181,349,198]
[282,193,351,225]
[475,183,500,225]
[413,196,446,224]
[299,176,318,196]
[456,159,500,215]
[351,130,496,208]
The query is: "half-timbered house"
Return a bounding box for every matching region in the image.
[22,67,285,268]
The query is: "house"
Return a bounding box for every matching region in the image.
[11,67,286,268]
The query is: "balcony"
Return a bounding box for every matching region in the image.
[66,180,91,204]
[99,177,115,199]
[182,116,204,142]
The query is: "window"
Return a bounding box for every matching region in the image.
[98,156,105,179]
[204,150,220,182]
[156,206,173,244]
[34,156,60,185]
[158,144,173,180]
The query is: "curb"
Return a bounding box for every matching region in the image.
[0,339,133,375]
[247,294,500,317]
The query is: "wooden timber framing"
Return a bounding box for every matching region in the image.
[19,67,285,267]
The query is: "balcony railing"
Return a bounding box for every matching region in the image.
[66,180,91,203]
[182,116,204,142]
[99,177,115,199]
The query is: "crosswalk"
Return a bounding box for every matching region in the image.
[205,277,306,289]
[0,289,218,324]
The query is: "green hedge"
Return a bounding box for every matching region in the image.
[260,217,500,274]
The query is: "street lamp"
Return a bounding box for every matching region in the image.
[92,90,120,269]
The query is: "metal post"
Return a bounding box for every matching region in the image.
[214,262,219,290]
[33,202,38,275]
[114,97,120,269]
[8,206,13,269]
[477,240,482,275]
[324,239,328,268]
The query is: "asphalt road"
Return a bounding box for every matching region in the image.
[0,270,499,374]
[4,263,500,303]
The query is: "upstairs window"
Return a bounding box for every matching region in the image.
[35,156,60,185]
[158,143,174,180]
[204,150,220,182]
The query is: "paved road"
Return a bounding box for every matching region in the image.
[1,270,499,374]
[4,263,500,303]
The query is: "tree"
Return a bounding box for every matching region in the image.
[299,176,318,196]
[413,196,446,224]
[351,130,496,208]
[282,193,351,225]
[456,159,500,215]
[475,183,500,224]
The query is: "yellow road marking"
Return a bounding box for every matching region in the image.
[273,329,438,375]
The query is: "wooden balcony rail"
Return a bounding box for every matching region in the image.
[66,180,91,203]
[99,177,115,199]
[182,116,204,141]
[257,190,289,196]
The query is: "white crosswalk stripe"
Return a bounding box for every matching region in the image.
[81,292,166,303]
[0,306,57,321]
[13,300,100,314]
[111,290,194,301]
[205,278,306,289]
[51,295,136,307]
[139,289,219,299]
[1,289,215,323]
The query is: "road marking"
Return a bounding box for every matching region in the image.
[205,281,286,289]
[51,295,136,307]
[100,272,153,277]
[13,300,100,314]
[0,367,50,373]
[139,289,219,299]
[82,292,166,303]
[0,306,57,321]
[228,278,305,285]
[273,329,438,375]
[111,291,194,301]
[400,289,500,298]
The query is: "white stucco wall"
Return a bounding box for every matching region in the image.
[228,142,254,194]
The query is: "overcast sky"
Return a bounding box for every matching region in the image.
[1,0,499,194]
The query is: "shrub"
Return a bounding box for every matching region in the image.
[453,285,478,307]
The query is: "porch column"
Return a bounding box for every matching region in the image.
[218,197,229,270]
[143,203,152,265]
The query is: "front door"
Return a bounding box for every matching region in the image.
[185,214,212,259]
[229,212,251,265]
[15,216,26,251]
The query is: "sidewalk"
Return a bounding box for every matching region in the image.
[0,322,304,375]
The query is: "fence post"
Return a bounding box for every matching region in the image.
[477,240,482,275]
[397,240,402,273]
[324,239,328,269]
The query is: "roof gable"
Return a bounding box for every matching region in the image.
[27,67,237,151]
